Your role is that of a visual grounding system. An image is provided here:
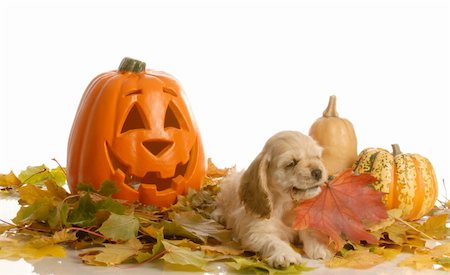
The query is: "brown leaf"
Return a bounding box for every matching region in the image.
[206,158,230,178]
[293,169,388,249]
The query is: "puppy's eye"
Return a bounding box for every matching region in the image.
[285,159,299,169]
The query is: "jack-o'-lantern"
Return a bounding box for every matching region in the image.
[67,57,206,207]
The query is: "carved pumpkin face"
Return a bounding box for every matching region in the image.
[67,57,205,207]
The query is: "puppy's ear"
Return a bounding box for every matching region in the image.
[239,152,272,218]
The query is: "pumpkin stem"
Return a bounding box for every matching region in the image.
[118,57,146,73]
[322,95,339,117]
[392,144,402,156]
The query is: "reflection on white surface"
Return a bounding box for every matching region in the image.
[0,195,20,223]
[1,259,37,275]
[0,194,447,275]
[0,251,446,275]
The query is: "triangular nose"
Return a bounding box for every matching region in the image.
[143,140,173,156]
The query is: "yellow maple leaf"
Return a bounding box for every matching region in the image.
[428,243,450,258]
[378,218,426,251]
[80,237,143,266]
[141,225,160,239]
[326,250,385,269]
[201,243,244,257]
[399,243,450,271]
[29,229,77,248]
[0,171,22,189]
[369,209,403,232]
[44,180,69,201]
[398,254,435,270]
[0,239,65,259]
[18,184,52,205]
[371,246,402,260]
[384,222,409,244]
[167,239,201,250]
[419,214,448,240]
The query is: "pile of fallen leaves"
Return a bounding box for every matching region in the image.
[0,160,310,274]
[0,160,449,273]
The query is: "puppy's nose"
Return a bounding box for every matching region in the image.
[311,169,322,180]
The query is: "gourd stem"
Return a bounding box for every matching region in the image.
[118,57,146,73]
[392,144,402,156]
[322,95,339,117]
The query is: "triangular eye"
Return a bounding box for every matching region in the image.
[121,104,147,133]
[164,102,185,129]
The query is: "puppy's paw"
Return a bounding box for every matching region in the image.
[267,249,303,268]
[303,242,334,260]
[300,229,334,260]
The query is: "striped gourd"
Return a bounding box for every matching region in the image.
[352,144,438,221]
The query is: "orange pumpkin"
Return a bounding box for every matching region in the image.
[67,57,206,207]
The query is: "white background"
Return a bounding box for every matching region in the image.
[0,1,449,274]
[0,0,449,200]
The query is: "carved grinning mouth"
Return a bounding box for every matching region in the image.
[106,142,190,191]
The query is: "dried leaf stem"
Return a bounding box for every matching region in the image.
[394,217,435,240]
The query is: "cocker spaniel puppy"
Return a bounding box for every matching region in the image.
[213,131,334,268]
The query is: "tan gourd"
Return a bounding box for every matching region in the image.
[309,95,358,176]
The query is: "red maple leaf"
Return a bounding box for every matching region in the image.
[293,169,388,249]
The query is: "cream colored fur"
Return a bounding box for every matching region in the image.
[213,131,334,268]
